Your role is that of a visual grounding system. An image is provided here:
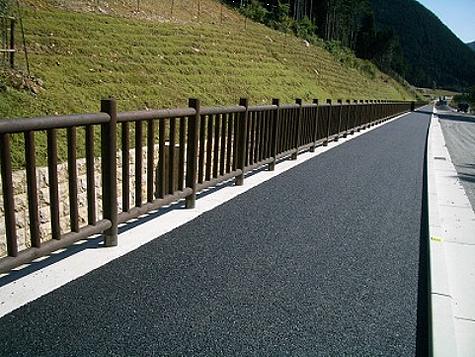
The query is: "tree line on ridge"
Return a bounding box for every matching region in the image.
[224,0,475,91]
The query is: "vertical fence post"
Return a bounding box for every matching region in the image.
[369,100,373,126]
[376,100,379,123]
[336,99,343,141]
[144,120,154,202]
[370,100,376,125]
[411,101,415,111]
[186,98,200,209]
[377,100,383,123]
[376,100,381,123]
[25,131,41,247]
[371,100,376,125]
[367,100,372,126]
[269,98,280,171]
[101,99,118,247]
[292,98,302,160]
[353,99,359,133]
[0,133,17,257]
[344,99,351,137]
[311,99,319,152]
[85,125,96,226]
[365,100,370,128]
[47,129,61,240]
[359,100,364,130]
[324,99,332,146]
[67,127,79,233]
[236,98,249,186]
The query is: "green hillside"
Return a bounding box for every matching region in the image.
[0,0,417,119]
[370,0,475,90]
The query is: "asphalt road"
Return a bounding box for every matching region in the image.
[438,110,475,211]
[0,111,431,356]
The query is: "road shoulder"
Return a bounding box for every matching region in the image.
[428,112,475,357]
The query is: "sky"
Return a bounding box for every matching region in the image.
[416,0,475,43]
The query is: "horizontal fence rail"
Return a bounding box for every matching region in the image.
[0,98,426,272]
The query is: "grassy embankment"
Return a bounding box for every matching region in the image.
[0,0,417,119]
[0,0,419,168]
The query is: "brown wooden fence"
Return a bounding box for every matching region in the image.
[0,98,424,272]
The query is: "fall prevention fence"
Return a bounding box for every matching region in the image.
[0,98,424,273]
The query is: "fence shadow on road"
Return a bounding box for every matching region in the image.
[0,234,104,287]
[0,173,249,287]
[416,109,434,116]
[438,113,475,124]
[456,173,475,184]
[0,151,312,287]
[452,163,475,184]
[0,199,186,287]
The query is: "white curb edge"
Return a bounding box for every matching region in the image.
[427,110,458,356]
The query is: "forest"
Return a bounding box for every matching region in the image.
[225,0,475,90]
[224,0,406,77]
[370,0,475,90]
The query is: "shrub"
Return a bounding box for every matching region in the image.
[292,16,316,40]
[241,0,268,23]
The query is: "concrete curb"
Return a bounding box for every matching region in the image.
[427,111,458,356]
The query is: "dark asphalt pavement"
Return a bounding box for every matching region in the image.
[0,111,431,356]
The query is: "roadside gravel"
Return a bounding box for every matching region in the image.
[438,109,475,212]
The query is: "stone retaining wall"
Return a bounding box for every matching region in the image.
[0,145,179,257]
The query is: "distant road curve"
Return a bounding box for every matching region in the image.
[437,109,475,211]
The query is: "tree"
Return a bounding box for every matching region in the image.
[453,87,475,111]
[355,10,376,59]
[0,0,13,15]
[266,1,292,32]
[292,15,316,39]
[241,0,268,23]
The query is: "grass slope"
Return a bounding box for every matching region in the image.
[0,0,416,119]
